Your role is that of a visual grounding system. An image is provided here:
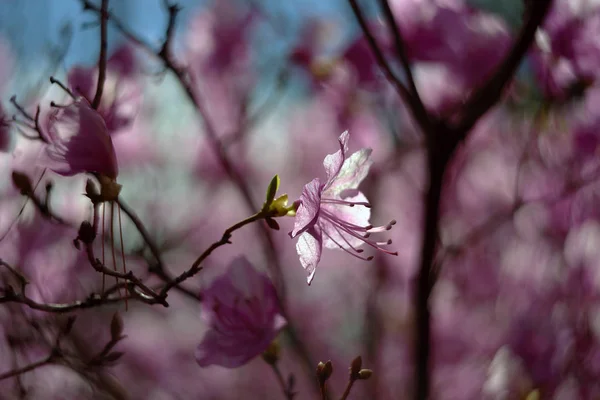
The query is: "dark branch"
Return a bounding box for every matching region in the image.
[91,0,109,109]
[377,0,428,125]
[454,0,554,134]
[348,0,433,135]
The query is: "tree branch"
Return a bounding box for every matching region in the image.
[454,0,554,135]
[91,0,109,109]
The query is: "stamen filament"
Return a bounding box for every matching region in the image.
[320,208,370,231]
[117,202,128,311]
[321,198,372,208]
[328,223,365,253]
[322,229,373,261]
[110,202,123,302]
[102,203,106,294]
[320,209,398,256]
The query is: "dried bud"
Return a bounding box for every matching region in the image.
[85,179,100,203]
[262,339,280,365]
[110,312,124,340]
[316,360,333,385]
[357,369,372,380]
[97,174,122,202]
[77,221,96,244]
[350,356,362,379]
[11,171,32,194]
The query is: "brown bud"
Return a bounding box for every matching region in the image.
[265,217,280,231]
[11,171,32,194]
[350,356,362,379]
[110,312,124,340]
[317,360,333,385]
[357,369,372,380]
[85,179,100,203]
[262,340,280,365]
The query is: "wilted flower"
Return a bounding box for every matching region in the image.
[289,131,397,284]
[41,97,119,183]
[195,257,286,368]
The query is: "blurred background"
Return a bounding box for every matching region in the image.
[1,0,600,399]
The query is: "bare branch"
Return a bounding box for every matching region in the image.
[91,0,109,109]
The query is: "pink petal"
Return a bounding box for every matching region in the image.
[290,178,322,237]
[323,148,373,198]
[296,226,323,285]
[323,130,350,189]
[195,256,285,368]
[68,66,95,101]
[320,191,371,250]
[42,99,118,179]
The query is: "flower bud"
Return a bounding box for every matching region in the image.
[350,356,362,379]
[262,340,280,365]
[316,360,333,385]
[357,369,372,380]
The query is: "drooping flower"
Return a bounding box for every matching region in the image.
[41,97,119,183]
[195,257,286,368]
[40,97,127,307]
[289,130,397,284]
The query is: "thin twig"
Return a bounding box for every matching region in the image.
[339,379,355,400]
[377,0,428,127]
[0,354,56,381]
[347,0,433,135]
[115,198,200,301]
[159,211,267,296]
[454,0,554,135]
[91,0,109,109]
[269,363,294,400]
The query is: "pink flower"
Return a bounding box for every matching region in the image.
[195,257,286,368]
[289,131,397,284]
[41,98,118,180]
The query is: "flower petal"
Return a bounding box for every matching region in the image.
[290,178,322,237]
[323,148,372,198]
[196,256,285,368]
[321,191,371,250]
[296,226,323,285]
[323,130,350,189]
[42,99,119,179]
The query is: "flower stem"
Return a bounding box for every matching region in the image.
[339,378,355,400]
[91,0,109,109]
[159,211,268,296]
[268,362,293,400]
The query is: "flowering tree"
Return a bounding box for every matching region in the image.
[3,0,600,398]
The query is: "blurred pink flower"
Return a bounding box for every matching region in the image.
[68,45,141,133]
[530,0,600,99]
[41,98,118,180]
[289,130,397,284]
[195,257,286,368]
[390,0,510,88]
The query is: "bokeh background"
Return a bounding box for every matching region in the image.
[1,0,600,399]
